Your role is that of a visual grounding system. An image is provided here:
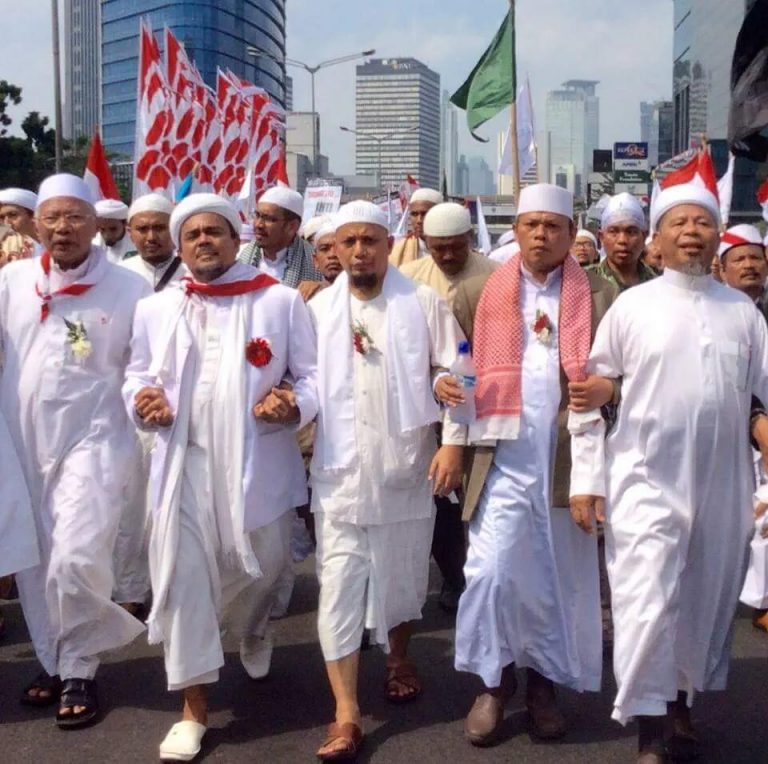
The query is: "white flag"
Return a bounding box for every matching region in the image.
[499,77,536,179]
[476,197,492,256]
[717,152,736,226]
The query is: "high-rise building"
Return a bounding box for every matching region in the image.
[467,156,496,196]
[285,75,294,112]
[441,90,459,194]
[354,58,440,190]
[101,0,287,158]
[672,0,759,218]
[545,80,600,198]
[63,0,101,143]
[641,100,674,166]
[496,130,539,195]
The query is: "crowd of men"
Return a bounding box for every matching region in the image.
[0,173,766,764]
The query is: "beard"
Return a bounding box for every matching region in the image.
[350,273,379,289]
[678,260,709,277]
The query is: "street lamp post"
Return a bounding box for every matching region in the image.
[339,125,419,192]
[247,46,375,179]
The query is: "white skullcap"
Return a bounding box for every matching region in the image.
[302,215,328,239]
[334,200,389,232]
[0,187,38,212]
[410,188,444,205]
[719,224,765,260]
[650,183,720,231]
[240,223,255,241]
[314,219,337,242]
[259,186,304,219]
[94,198,129,220]
[576,229,598,246]
[128,193,174,221]
[497,229,516,247]
[600,192,647,230]
[517,183,573,221]
[169,193,242,248]
[36,173,95,210]
[423,202,472,237]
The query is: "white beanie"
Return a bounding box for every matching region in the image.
[719,224,764,260]
[650,184,720,231]
[517,183,573,221]
[94,198,129,220]
[576,229,598,246]
[410,188,444,205]
[169,193,242,248]
[259,186,304,219]
[128,193,174,221]
[36,173,95,210]
[334,200,389,232]
[423,203,472,237]
[600,192,647,230]
[0,187,38,212]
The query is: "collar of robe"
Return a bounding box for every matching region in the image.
[662,266,712,293]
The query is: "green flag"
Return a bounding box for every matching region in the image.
[450,8,516,141]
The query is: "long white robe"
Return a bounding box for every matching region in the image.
[123,262,318,687]
[570,267,768,724]
[0,248,150,679]
[455,265,601,692]
[309,275,464,658]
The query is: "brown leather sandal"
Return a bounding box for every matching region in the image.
[384,661,422,704]
[316,722,364,761]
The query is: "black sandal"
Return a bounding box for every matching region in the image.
[20,670,63,707]
[56,678,99,729]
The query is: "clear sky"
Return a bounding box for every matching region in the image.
[1,0,673,177]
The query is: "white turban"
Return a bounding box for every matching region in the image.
[719,224,765,260]
[517,183,573,221]
[410,188,444,206]
[259,186,304,219]
[334,200,389,232]
[497,229,516,247]
[423,203,472,237]
[0,187,38,212]
[576,229,598,247]
[128,193,174,221]
[600,192,647,231]
[36,173,95,210]
[650,183,720,231]
[94,198,129,220]
[169,193,242,248]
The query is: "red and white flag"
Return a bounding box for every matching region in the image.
[398,174,420,208]
[716,152,736,225]
[83,130,120,201]
[659,148,719,200]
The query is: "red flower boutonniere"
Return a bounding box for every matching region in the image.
[531,310,553,345]
[351,320,376,355]
[246,337,273,367]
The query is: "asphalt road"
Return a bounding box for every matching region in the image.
[1,560,766,764]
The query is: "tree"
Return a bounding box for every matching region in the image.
[0,80,22,137]
[22,112,56,155]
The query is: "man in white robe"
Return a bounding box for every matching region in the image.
[570,184,768,763]
[0,173,149,727]
[123,193,317,762]
[310,200,465,760]
[94,198,134,263]
[455,184,617,747]
[111,194,188,617]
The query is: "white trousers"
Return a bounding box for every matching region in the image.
[315,512,434,662]
[455,483,602,692]
[158,503,292,691]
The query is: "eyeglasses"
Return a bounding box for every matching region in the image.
[254,212,288,224]
[37,214,92,229]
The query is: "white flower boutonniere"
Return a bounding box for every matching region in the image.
[64,318,92,362]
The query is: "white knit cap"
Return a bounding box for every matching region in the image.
[94,198,129,220]
[302,215,328,239]
[170,193,242,248]
[423,202,471,237]
[410,188,444,205]
[497,229,516,247]
[0,187,38,212]
[259,186,304,219]
[719,224,764,259]
[314,219,337,242]
[517,183,573,221]
[334,200,389,232]
[36,173,95,210]
[600,192,647,230]
[128,193,174,221]
[650,183,720,231]
[576,229,598,246]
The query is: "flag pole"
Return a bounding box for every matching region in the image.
[508,1,521,203]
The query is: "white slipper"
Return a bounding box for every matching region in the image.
[240,628,273,680]
[159,720,207,762]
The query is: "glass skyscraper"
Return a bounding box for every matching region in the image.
[101,0,286,158]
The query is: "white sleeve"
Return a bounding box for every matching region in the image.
[286,291,318,429]
[122,297,158,429]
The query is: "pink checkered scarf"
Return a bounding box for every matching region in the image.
[474,252,592,424]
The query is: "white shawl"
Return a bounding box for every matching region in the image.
[316,265,439,471]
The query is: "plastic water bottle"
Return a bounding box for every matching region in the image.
[449,340,477,425]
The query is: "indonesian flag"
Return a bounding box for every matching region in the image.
[83,130,120,201]
[716,152,736,225]
[659,148,719,201]
[399,174,420,208]
[757,178,768,223]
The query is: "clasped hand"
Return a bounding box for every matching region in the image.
[253,386,300,425]
[135,386,174,428]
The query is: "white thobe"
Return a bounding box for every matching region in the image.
[123,263,318,689]
[0,249,150,679]
[455,265,601,691]
[310,283,463,659]
[258,247,288,282]
[570,268,768,724]
[118,253,187,289]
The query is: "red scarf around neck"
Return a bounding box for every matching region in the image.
[182,273,277,297]
[35,250,95,322]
